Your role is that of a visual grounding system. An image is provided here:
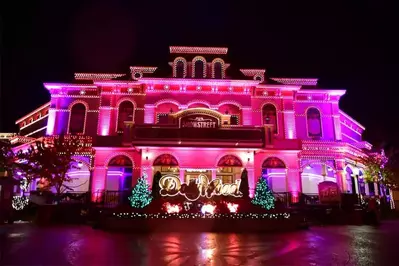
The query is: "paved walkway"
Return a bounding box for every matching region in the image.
[1,220,399,265]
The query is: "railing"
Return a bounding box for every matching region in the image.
[92,190,131,208]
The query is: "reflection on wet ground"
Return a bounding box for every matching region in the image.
[2,220,399,265]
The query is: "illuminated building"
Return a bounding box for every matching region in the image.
[13,46,380,199]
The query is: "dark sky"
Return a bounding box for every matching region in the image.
[1,0,399,147]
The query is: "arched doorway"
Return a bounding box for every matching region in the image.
[302,161,336,195]
[106,155,133,191]
[262,157,287,192]
[216,155,243,184]
[153,154,179,178]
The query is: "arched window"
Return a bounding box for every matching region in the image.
[194,60,205,78]
[306,107,322,138]
[69,103,86,134]
[117,101,134,132]
[262,157,286,192]
[214,62,223,79]
[262,104,277,134]
[106,155,133,191]
[217,155,243,184]
[176,61,185,78]
[262,157,286,169]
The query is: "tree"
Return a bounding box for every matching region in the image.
[239,168,250,198]
[0,139,15,174]
[361,150,397,189]
[251,177,275,210]
[128,173,152,208]
[21,135,83,197]
[151,171,162,199]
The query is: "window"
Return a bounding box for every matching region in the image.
[214,62,223,79]
[69,103,86,134]
[176,61,185,78]
[307,107,322,138]
[262,104,277,134]
[194,60,205,78]
[117,101,134,132]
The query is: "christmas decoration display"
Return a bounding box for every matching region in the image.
[159,174,242,201]
[12,195,29,211]
[128,173,153,208]
[114,212,290,220]
[163,202,182,214]
[201,203,216,215]
[226,202,239,213]
[251,177,275,210]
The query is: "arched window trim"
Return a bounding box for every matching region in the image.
[153,154,179,166]
[306,106,323,139]
[104,152,135,168]
[262,157,287,169]
[216,154,243,167]
[211,58,225,79]
[115,99,137,133]
[173,57,187,78]
[261,103,279,134]
[67,101,89,135]
[192,56,207,78]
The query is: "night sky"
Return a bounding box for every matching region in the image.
[2,1,398,148]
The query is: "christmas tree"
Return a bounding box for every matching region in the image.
[128,172,153,208]
[251,177,275,210]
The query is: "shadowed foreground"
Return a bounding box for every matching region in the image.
[2,221,399,265]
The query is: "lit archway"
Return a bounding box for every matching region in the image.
[153,153,180,179]
[106,155,133,191]
[216,155,243,184]
[302,160,336,195]
[261,157,287,192]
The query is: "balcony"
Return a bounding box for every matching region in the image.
[126,125,265,148]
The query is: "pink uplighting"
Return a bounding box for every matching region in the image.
[12,45,373,202]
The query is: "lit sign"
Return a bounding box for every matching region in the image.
[318,181,341,203]
[180,114,219,128]
[159,174,242,201]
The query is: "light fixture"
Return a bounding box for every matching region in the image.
[77,162,83,168]
[305,165,312,170]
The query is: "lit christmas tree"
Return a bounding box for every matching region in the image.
[128,172,153,208]
[251,177,275,210]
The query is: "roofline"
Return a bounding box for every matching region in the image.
[137,78,260,86]
[169,46,228,55]
[43,83,97,90]
[15,102,51,124]
[339,110,365,130]
[297,89,346,96]
[256,84,301,91]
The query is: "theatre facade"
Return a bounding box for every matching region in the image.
[13,46,378,200]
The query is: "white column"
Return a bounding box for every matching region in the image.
[241,107,252,126]
[283,111,296,139]
[144,105,155,124]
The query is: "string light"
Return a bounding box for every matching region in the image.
[12,196,29,211]
[113,212,290,220]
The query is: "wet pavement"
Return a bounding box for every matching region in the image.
[1,220,399,265]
